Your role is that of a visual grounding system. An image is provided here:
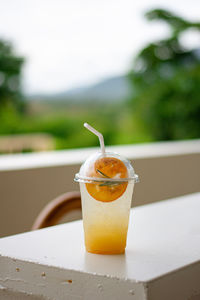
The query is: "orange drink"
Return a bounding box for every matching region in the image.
[75,152,138,254]
[80,181,134,254]
[75,123,139,254]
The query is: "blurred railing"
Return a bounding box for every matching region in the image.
[0,139,200,238]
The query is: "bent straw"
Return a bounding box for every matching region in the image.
[84,123,105,155]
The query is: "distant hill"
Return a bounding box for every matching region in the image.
[28,75,133,103]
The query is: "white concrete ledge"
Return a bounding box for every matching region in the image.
[0,139,200,171]
[0,193,200,300]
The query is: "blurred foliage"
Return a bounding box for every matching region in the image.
[0,101,152,152]
[0,40,25,113]
[129,9,200,140]
[0,8,200,154]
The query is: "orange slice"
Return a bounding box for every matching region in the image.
[85,157,128,202]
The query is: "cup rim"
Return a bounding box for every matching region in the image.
[74,173,139,184]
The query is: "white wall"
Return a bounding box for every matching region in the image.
[0,140,200,238]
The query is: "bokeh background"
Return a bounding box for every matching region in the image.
[0,0,200,154]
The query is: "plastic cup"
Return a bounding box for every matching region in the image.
[75,151,139,254]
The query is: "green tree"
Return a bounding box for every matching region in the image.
[129,9,200,140]
[0,39,25,113]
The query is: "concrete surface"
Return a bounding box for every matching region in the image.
[0,193,200,300]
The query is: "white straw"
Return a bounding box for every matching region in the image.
[84,123,105,155]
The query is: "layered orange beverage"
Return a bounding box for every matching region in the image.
[75,124,139,254]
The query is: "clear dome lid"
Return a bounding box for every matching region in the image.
[74,151,139,184]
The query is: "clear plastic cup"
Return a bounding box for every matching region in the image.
[75,151,139,254]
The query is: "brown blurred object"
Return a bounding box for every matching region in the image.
[32,191,81,230]
[0,133,54,153]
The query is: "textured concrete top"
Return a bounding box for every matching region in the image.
[0,193,200,283]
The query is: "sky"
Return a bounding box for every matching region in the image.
[0,0,199,95]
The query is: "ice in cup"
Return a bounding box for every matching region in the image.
[75,123,139,254]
